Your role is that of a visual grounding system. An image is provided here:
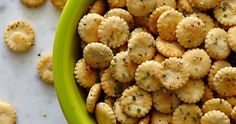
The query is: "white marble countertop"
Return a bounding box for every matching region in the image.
[0,0,67,123]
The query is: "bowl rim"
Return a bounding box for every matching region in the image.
[53,0,96,123]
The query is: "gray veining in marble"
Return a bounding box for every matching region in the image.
[0,0,67,123]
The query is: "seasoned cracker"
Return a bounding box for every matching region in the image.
[148,6,174,34]
[128,32,156,64]
[175,79,205,103]
[227,26,236,52]
[150,110,172,124]
[108,0,126,8]
[89,0,106,15]
[135,61,163,92]
[113,99,139,124]
[152,89,181,113]
[21,0,46,8]
[213,67,236,96]
[202,98,232,116]
[155,37,184,57]
[207,60,231,90]
[78,13,104,43]
[201,110,230,124]
[190,12,215,33]
[176,17,206,48]
[3,20,35,52]
[37,53,54,84]
[98,16,130,48]
[214,0,236,26]
[86,83,102,113]
[157,10,184,41]
[101,69,129,97]
[126,0,157,17]
[120,85,152,118]
[74,59,98,88]
[0,101,16,124]
[205,28,231,60]
[152,53,166,63]
[105,8,134,30]
[182,49,211,79]
[51,0,67,9]
[95,102,116,124]
[159,57,190,90]
[83,43,113,69]
[172,104,202,124]
[110,51,138,83]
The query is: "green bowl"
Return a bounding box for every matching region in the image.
[53,0,96,123]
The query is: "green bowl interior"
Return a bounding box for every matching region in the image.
[53,0,96,123]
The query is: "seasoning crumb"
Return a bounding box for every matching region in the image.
[43,113,48,118]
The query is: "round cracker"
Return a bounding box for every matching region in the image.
[176,17,206,48]
[205,28,231,60]
[74,59,98,88]
[105,8,134,30]
[95,102,116,124]
[201,110,230,124]
[172,104,202,124]
[78,13,104,43]
[175,79,205,103]
[98,16,130,48]
[128,32,156,64]
[120,85,152,118]
[83,42,113,69]
[37,53,54,84]
[182,49,211,79]
[152,89,181,113]
[213,67,236,96]
[126,0,157,17]
[86,83,102,113]
[110,51,138,83]
[0,101,16,124]
[135,60,163,92]
[202,98,232,116]
[3,20,35,52]
[214,0,236,26]
[155,37,184,57]
[21,0,46,8]
[159,57,190,90]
